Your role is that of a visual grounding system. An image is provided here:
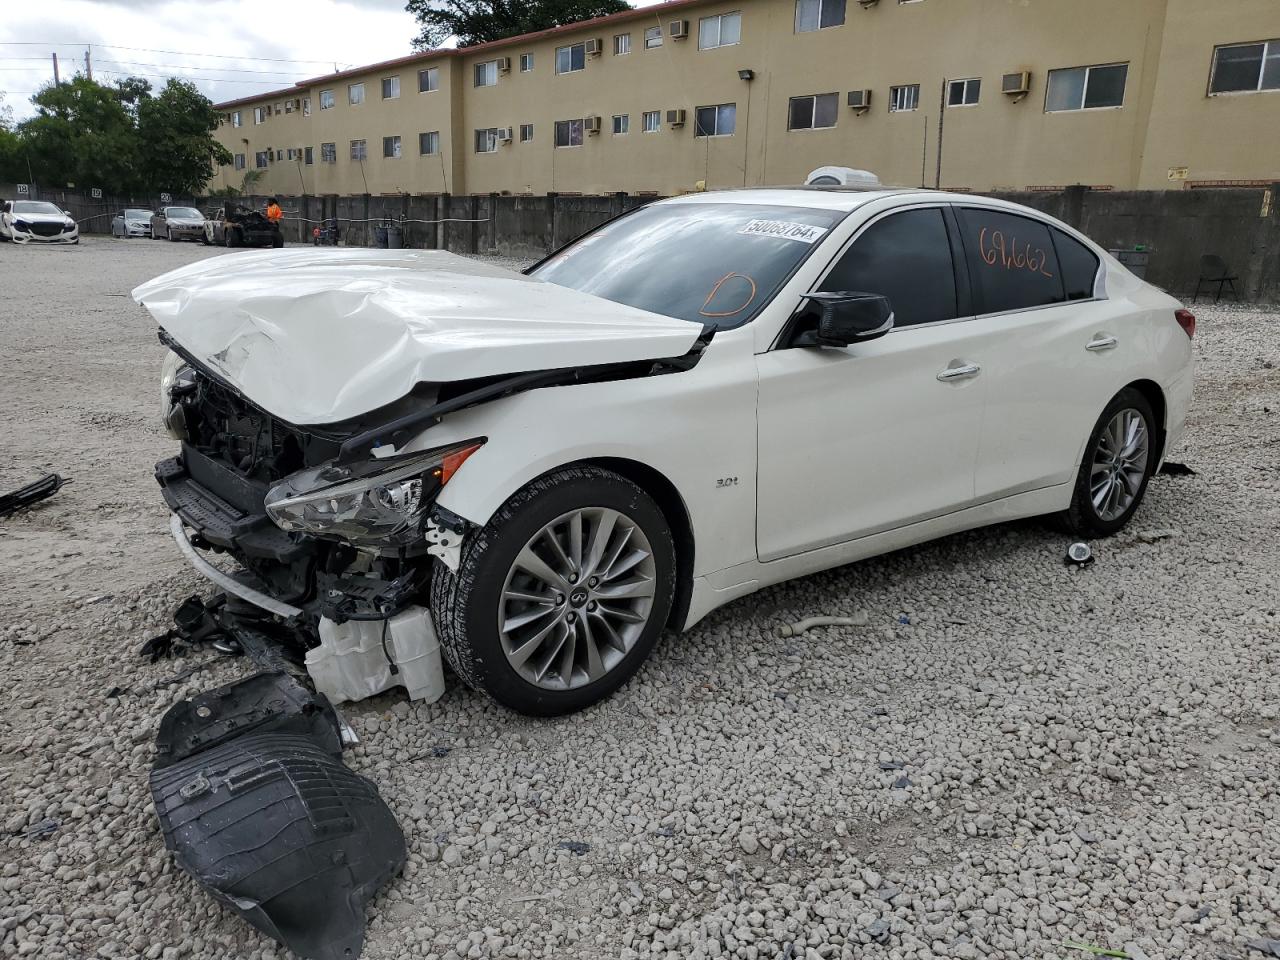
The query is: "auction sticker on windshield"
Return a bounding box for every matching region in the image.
[738,219,829,244]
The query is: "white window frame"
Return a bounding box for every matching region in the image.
[474,61,498,87]
[1045,63,1128,112]
[382,76,400,100]
[794,0,845,33]
[614,33,631,55]
[319,89,335,110]
[694,102,736,137]
[320,142,336,163]
[302,97,311,116]
[520,53,534,72]
[304,146,313,164]
[556,43,586,74]
[350,139,367,161]
[698,12,742,50]
[419,67,439,93]
[419,131,440,155]
[612,114,629,134]
[645,25,663,49]
[787,92,838,130]
[253,106,265,124]
[889,84,920,112]
[234,153,246,170]
[642,110,661,132]
[1208,40,1280,95]
[947,77,981,107]
[231,110,242,128]
[254,150,269,168]
[519,123,534,142]
[475,127,499,153]
[554,118,585,148]
[348,83,365,105]
[383,135,401,158]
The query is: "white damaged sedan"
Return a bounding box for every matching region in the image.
[135,188,1194,715]
[0,199,79,244]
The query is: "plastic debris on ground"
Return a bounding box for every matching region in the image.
[0,472,68,517]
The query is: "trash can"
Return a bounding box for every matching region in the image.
[1108,246,1150,280]
[386,224,403,249]
[373,225,389,248]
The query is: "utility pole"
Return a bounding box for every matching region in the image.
[51,52,60,85]
[84,44,92,81]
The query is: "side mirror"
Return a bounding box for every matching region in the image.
[796,292,894,347]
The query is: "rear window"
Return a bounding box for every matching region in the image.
[957,207,1065,313]
[1051,229,1100,300]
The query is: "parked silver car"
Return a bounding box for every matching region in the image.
[150,206,206,242]
[111,209,153,238]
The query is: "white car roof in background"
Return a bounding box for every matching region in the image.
[660,187,1057,215]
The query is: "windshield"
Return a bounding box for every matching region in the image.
[14,201,62,215]
[125,208,152,219]
[529,202,846,328]
[166,206,202,218]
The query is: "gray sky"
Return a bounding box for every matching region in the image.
[1,0,662,121]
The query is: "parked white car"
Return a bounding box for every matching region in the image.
[135,188,1194,716]
[0,199,79,243]
[111,209,153,239]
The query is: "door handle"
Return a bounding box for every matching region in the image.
[937,362,982,382]
[1086,335,1118,352]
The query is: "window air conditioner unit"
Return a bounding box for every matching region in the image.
[586,38,603,56]
[669,20,689,39]
[497,56,511,72]
[584,116,601,134]
[497,127,513,142]
[847,89,872,110]
[857,0,880,7]
[1002,71,1031,95]
[666,108,686,127]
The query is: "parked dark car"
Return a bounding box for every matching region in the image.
[150,206,206,242]
[203,202,283,248]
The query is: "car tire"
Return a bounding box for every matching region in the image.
[1058,387,1158,538]
[225,228,241,248]
[167,227,175,241]
[272,231,284,248]
[430,465,677,716]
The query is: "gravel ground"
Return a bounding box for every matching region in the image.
[2,237,1279,960]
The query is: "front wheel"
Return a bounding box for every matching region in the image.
[1058,388,1158,537]
[430,466,676,716]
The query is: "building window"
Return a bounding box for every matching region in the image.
[475,128,499,153]
[285,99,295,114]
[795,0,845,33]
[614,33,631,55]
[695,102,736,136]
[419,67,439,92]
[233,153,246,170]
[285,147,296,160]
[231,110,242,127]
[275,102,283,115]
[556,43,586,74]
[642,110,661,132]
[350,139,367,161]
[383,135,401,158]
[645,25,663,49]
[947,77,981,106]
[382,76,400,99]
[788,92,838,129]
[889,84,920,111]
[1045,63,1128,112]
[321,142,336,162]
[348,82,365,105]
[320,89,335,110]
[1209,41,1280,94]
[254,150,268,168]
[520,53,534,72]
[302,97,311,116]
[419,131,440,155]
[612,114,629,134]
[304,146,314,164]
[253,106,265,124]
[474,61,498,87]
[699,12,742,50]
[554,118,584,147]
[519,123,534,142]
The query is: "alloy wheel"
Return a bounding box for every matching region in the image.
[1090,408,1149,521]
[498,507,657,691]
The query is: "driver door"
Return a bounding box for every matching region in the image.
[754,205,990,562]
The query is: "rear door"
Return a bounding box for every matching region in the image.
[951,206,1129,499]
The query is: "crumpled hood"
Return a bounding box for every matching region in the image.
[132,248,703,425]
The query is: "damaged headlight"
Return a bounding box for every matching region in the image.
[159,349,194,440]
[264,440,483,546]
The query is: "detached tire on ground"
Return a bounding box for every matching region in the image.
[430,466,676,716]
[1059,386,1158,537]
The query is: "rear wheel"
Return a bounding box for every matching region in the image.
[1058,388,1158,537]
[430,466,676,716]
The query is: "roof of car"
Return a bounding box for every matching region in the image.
[662,187,948,211]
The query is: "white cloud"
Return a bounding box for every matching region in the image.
[1,0,667,120]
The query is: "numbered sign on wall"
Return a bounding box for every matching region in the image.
[159,192,172,203]
[16,183,28,195]
[91,187,103,199]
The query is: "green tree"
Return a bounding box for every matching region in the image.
[136,79,233,196]
[18,77,142,192]
[406,0,631,49]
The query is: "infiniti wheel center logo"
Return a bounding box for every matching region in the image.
[569,589,589,607]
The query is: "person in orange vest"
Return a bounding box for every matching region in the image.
[265,197,283,225]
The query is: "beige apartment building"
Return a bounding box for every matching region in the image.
[210,0,1280,198]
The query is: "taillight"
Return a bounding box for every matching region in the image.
[1175,309,1196,339]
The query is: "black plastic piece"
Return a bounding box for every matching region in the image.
[0,473,68,517]
[154,671,341,769]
